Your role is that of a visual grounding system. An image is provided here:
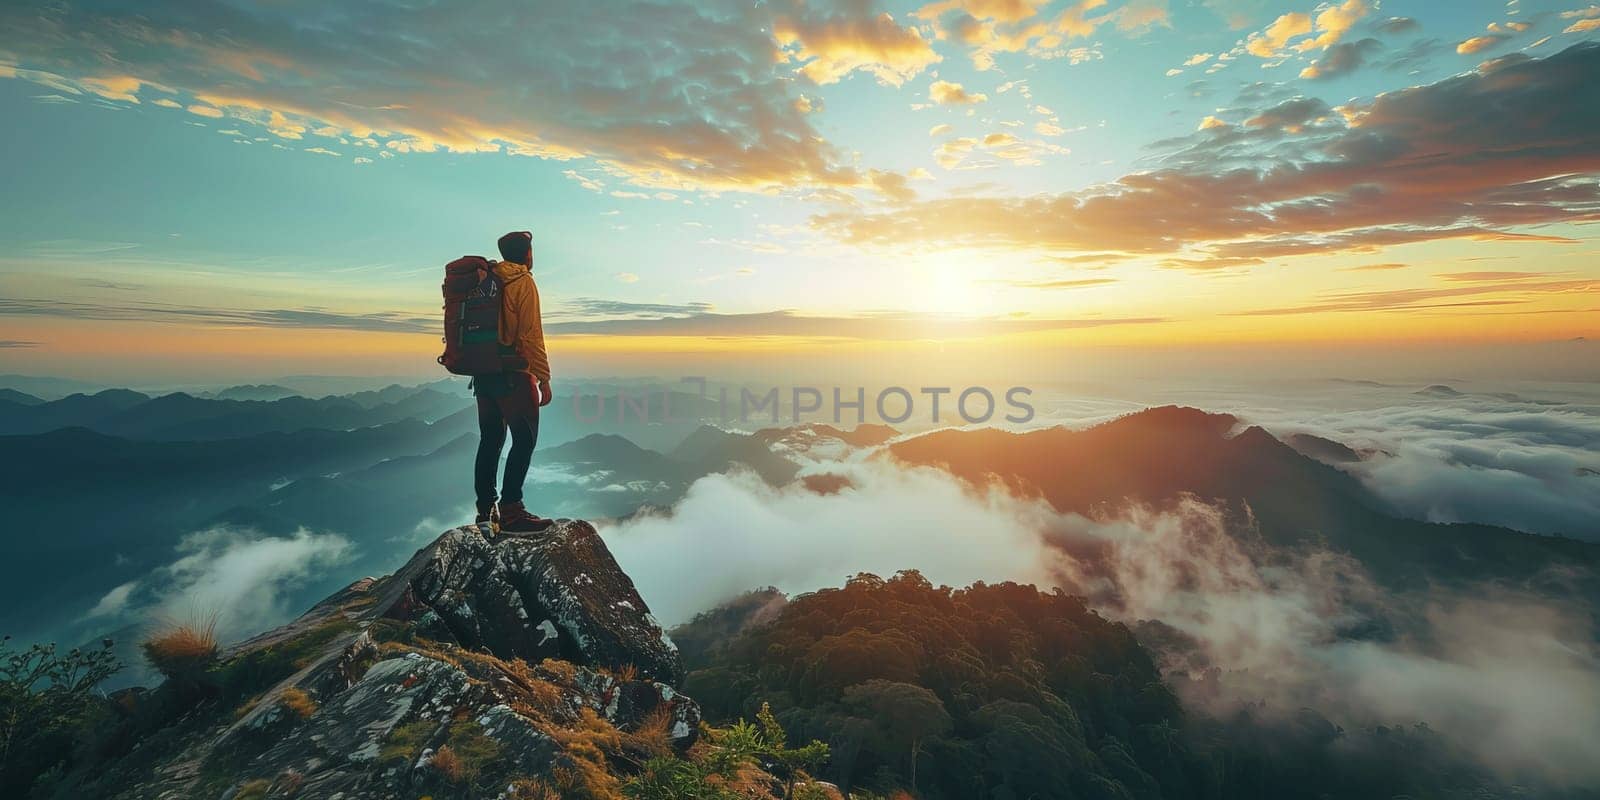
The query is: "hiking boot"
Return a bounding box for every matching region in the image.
[474,501,498,526]
[498,501,553,533]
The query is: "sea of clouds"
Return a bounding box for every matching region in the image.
[602,387,1600,786]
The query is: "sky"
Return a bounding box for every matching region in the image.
[0,0,1596,386]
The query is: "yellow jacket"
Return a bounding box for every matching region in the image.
[491,260,551,382]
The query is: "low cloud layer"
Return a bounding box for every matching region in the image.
[607,429,1600,786]
[1044,497,1600,786]
[1028,381,1600,538]
[84,526,353,640]
[1240,388,1599,537]
[604,459,1063,626]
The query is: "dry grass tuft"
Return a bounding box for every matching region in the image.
[279,686,319,719]
[142,614,219,679]
[507,778,563,800]
[547,708,625,799]
[623,705,675,758]
[540,657,578,683]
[431,744,464,783]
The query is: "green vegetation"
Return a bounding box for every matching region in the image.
[677,572,1549,800]
[380,719,439,765]
[211,616,356,710]
[681,571,1179,799]
[0,637,121,797]
[625,704,832,800]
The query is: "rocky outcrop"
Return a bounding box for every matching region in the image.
[76,520,696,800]
[383,520,682,685]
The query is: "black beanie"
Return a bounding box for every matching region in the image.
[497,230,533,265]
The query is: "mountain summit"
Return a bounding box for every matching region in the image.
[75,520,698,799]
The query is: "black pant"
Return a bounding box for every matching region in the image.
[474,376,539,507]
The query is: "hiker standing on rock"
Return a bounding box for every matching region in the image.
[438,230,554,532]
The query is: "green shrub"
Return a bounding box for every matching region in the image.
[0,637,122,796]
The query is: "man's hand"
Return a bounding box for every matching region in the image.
[537,379,553,407]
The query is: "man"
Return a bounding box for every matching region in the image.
[474,230,554,532]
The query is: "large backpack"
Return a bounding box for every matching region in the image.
[437,256,506,376]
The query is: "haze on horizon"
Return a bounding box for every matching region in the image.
[0,0,1596,386]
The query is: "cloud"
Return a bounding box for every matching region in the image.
[607,424,1600,786]
[1566,17,1600,33]
[773,0,940,85]
[605,459,1063,626]
[1230,275,1598,316]
[0,340,40,348]
[1043,498,1600,785]
[1245,11,1313,57]
[615,272,640,284]
[989,277,1118,289]
[0,0,865,195]
[554,298,716,318]
[812,44,1600,262]
[934,128,1067,169]
[1299,37,1381,79]
[0,297,437,333]
[868,169,917,202]
[929,79,988,105]
[916,0,1110,70]
[1457,34,1508,54]
[546,307,1164,339]
[84,527,353,640]
[1119,382,1600,539]
[1375,16,1419,36]
[1256,396,1600,538]
[1245,0,1369,58]
[1108,0,1171,34]
[1338,262,1407,271]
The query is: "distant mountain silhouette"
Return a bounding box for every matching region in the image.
[754,422,899,450]
[672,424,802,484]
[0,388,150,434]
[16,418,872,649]
[208,383,298,401]
[0,373,104,399]
[0,387,467,439]
[0,415,475,641]
[888,406,1600,593]
[0,387,43,405]
[1284,432,1363,464]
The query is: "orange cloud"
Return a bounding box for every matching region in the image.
[816,44,1600,264]
[1457,35,1508,54]
[919,0,1107,70]
[930,80,988,104]
[774,1,940,86]
[1246,0,1368,59]
[1246,12,1313,57]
